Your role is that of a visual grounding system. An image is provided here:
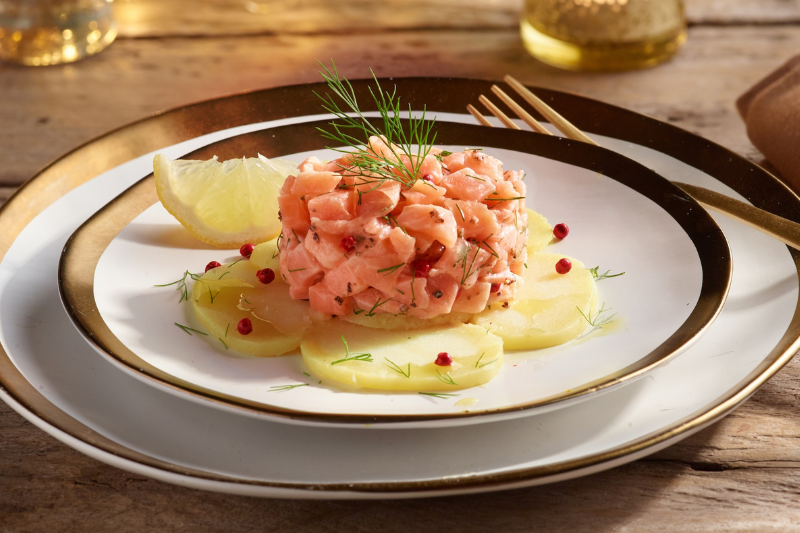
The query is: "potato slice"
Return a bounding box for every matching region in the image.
[302,320,504,391]
[471,252,597,350]
[191,256,310,356]
[341,311,472,331]
[527,208,553,254]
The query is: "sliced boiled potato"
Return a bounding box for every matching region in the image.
[527,208,553,254]
[191,255,312,356]
[302,320,503,391]
[341,311,472,331]
[249,238,280,271]
[471,252,597,350]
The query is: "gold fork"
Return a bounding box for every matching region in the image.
[469,75,800,252]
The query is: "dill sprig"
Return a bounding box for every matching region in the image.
[365,297,392,317]
[331,335,374,365]
[315,61,437,188]
[174,323,207,336]
[419,392,460,399]
[589,266,626,281]
[436,370,458,386]
[577,303,617,336]
[154,270,201,303]
[269,383,309,392]
[384,358,411,378]
[474,352,498,368]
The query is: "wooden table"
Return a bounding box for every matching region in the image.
[2,1,800,530]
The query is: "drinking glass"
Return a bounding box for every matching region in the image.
[521,0,686,71]
[0,0,116,66]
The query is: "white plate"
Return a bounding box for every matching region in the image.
[64,122,730,428]
[1,80,798,498]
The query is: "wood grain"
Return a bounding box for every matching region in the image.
[1,25,797,186]
[112,0,800,38]
[3,1,800,530]
[1,360,799,532]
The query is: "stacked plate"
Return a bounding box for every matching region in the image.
[1,79,798,499]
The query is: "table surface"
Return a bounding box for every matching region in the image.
[2,0,800,530]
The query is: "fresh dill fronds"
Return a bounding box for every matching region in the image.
[478,357,498,368]
[303,372,311,377]
[455,203,465,222]
[577,303,617,336]
[219,338,228,350]
[365,297,393,317]
[154,270,201,303]
[589,266,626,281]
[331,335,374,365]
[436,370,458,386]
[269,383,309,392]
[377,263,405,275]
[174,322,208,336]
[419,392,460,399]
[225,323,230,337]
[315,61,437,188]
[384,358,411,378]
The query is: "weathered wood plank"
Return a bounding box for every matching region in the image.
[1,399,799,533]
[111,0,800,38]
[0,26,796,186]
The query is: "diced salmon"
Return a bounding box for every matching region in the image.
[282,241,324,299]
[304,228,347,270]
[452,281,491,313]
[307,190,356,221]
[277,194,310,235]
[357,180,401,218]
[308,282,354,316]
[290,171,342,196]
[395,205,457,249]
[439,169,496,202]
[443,199,499,242]
[278,141,528,319]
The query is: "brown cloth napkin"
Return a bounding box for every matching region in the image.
[737,55,800,188]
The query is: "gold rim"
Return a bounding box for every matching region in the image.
[59,118,732,424]
[1,78,797,493]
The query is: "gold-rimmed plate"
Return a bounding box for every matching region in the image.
[0,79,797,497]
[58,119,731,427]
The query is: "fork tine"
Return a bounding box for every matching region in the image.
[467,104,494,127]
[490,85,552,135]
[478,95,521,130]
[504,75,599,146]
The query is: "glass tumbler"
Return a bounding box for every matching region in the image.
[521,0,686,71]
[0,0,116,66]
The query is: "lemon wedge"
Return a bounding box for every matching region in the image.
[153,153,297,248]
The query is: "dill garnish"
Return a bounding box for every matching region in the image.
[377,263,405,275]
[384,358,411,378]
[589,266,626,281]
[436,370,458,386]
[219,338,228,350]
[315,61,437,188]
[419,392,460,399]
[365,297,392,317]
[174,323,207,336]
[154,270,201,303]
[269,383,309,392]
[331,335,374,365]
[577,303,617,336]
[455,203,465,221]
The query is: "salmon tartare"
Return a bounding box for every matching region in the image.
[278,136,528,319]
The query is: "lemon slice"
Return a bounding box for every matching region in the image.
[154,153,297,248]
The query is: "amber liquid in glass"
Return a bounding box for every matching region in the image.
[0,0,116,66]
[521,0,686,72]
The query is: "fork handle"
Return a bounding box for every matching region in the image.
[674,182,800,252]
